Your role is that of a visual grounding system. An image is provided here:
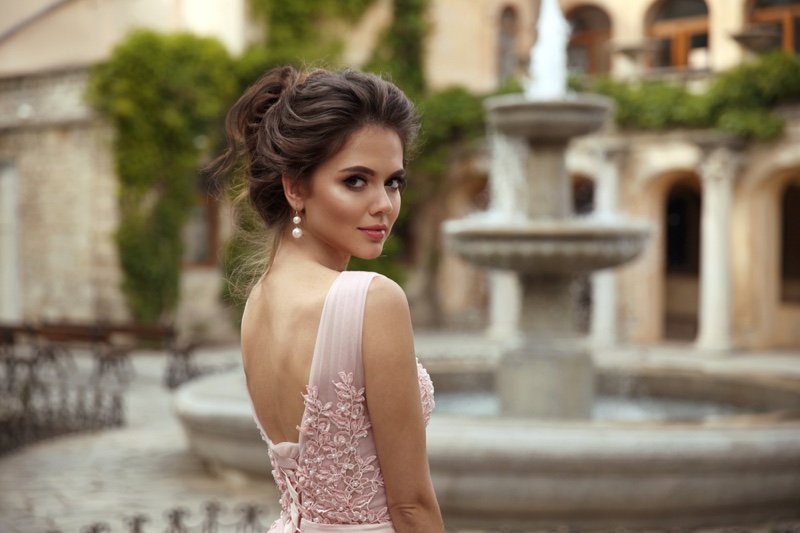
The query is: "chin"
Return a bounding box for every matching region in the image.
[352,247,385,261]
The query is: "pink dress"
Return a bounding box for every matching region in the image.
[248,271,436,533]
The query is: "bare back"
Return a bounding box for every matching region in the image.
[241,264,341,444]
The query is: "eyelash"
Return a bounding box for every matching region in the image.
[343,176,367,189]
[343,176,407,191]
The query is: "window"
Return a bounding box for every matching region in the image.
[781,179,800,303]
[751,0,800,55]
[572,175,595,215]
[498,6,520,85]
[666,179,702,275]
[183,192,219,266]
[664,176,702,341]
[647,0,710,68]
[567,6,612,76]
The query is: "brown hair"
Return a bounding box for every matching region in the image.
[208,66,420,294]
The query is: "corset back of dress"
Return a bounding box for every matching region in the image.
[293,271,390,526]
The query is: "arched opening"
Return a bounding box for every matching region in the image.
[647,0,710,69]
[567,5,613,76]
[781,178,800,303]
[498,6,520,86]
[572,175,596,333]
[750,0,800,55]
[573,174,596,214]
[664,175,702,340]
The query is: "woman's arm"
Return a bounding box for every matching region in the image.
[362,276,445,533]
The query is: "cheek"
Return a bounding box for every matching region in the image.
[319,188,359,220]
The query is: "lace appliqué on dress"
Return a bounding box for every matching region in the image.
[262,364,435,529]
[416,360,435,426]
[297,371,389,525]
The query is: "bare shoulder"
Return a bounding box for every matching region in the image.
[362,275,414,365]
[365,275,409,315]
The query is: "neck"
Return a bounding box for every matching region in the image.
[273,231,350,272]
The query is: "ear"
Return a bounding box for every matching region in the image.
[282,176,304,212]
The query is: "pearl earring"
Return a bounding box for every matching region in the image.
[292,209,302,239]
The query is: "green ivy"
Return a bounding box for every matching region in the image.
[247,0,376,64]
[87,31,236,323]
[587,51,800,140]
[365,0,430,98]
[414,87,486,178]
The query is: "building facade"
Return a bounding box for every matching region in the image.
[0,0,797,350]
[0,0,534,341]
[557,0,800,350]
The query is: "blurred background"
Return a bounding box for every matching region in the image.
[1,1,800,531]
[0,0,799,351]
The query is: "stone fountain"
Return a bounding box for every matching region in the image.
[443,0,648,420]
[174,0,800,527]
[444,95,648,419]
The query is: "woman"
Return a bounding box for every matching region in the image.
[210,66,444,533]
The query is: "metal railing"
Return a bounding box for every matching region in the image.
[37,501,800,533]
[42,502,270,533]
[0,348,124,456]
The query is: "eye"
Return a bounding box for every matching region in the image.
[343,176,367,189]
[386,177,407,191]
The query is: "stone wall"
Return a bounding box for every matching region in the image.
[0,67,127,322]
[425,0,536,93]
[0,67,238,343]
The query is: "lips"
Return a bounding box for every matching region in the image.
[358,225,387,241]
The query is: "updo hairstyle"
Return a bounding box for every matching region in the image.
[211,66,420,247]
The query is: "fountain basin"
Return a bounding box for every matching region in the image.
[485,93,614,142]
[174,363,800,528]
[427,365,800,528]
[428,414,800,529]
[443,218,651,273]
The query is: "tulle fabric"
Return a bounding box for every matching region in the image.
[250,271,434,533]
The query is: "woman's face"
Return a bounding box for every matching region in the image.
[298,125,405,269]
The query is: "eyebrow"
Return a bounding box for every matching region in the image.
[339,165,405,178]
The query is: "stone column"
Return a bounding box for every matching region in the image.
[0,163,21,321]
[696,146,741,352]
[487,130,526,340]
[590,144,626,347]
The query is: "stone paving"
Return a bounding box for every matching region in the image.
[1,336,799,533]
[0,348,279,533]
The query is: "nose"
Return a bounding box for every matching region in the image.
[369,185,394,217]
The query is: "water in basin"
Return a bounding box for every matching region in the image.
[433,391,755,422]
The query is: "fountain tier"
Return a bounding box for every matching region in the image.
[486,94,613,142]
[443,218,650,274]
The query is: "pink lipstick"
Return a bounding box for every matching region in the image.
[359,225,387,241]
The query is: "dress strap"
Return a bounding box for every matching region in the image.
[308,271,380,396]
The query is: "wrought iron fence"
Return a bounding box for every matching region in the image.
[37,500,800,533]
[165,354,241,390]
[42,501,270,533]
[0,350,124,456]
